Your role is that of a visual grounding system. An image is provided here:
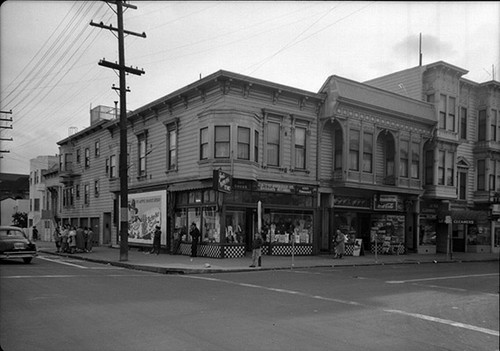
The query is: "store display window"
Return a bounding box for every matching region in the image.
[225,210,246,243]
[467,225,491,245]
[202,206,219,243]
[262,211,313,244]
[371,214,405,244]
[334,213,358,244]
[174,208,188,241]
[419,221,436,245]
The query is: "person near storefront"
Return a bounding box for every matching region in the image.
[249,232,263,267]
[333,229,345,259]
[150,225,162,255]
[189,222,200,257]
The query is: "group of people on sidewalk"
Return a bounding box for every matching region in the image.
[53,225,94,254]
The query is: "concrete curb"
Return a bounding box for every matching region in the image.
[38,249,500,275]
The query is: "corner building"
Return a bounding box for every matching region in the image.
[59,71,324,257]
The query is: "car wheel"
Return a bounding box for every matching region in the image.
[23,257,33,264]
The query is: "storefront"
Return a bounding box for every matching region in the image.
[169,173,316,258]
[418,200,439,254]
[420,200,492,254]
[333,193,411,256]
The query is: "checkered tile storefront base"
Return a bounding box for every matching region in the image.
[371,243,406,255]
[344,244,354,256]
[178,243,245,258]
[269,244,313,256]
[223,245,246,258]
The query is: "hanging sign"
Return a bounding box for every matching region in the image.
[213,169,232,193]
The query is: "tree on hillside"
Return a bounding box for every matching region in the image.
[12,212,28,228]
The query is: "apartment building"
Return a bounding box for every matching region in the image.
[28,155,59,240]
[366,61,500,254]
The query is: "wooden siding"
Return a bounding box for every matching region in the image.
[364,66,425,101]
[319,122,334,180]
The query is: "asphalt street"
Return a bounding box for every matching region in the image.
[1,255,498,351]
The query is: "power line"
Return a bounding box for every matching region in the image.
[1,2,92,108]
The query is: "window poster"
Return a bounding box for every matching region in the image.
[120,190,167,245]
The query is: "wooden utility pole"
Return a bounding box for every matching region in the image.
[90,1,145,261]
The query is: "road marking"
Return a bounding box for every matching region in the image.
[1,274,158,279]
[186,275,361,306]
[386,273,498,284]
[186,275,498,337]
[384,309,500,337]
[38,256,89,269]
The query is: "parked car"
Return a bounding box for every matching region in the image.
[0,226,37,264]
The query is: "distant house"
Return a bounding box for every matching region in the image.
[0,173,29,225]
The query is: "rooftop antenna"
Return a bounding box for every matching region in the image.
[419,33,422,66]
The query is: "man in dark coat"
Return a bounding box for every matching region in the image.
[189,222,200,257]
[150,225,161,255]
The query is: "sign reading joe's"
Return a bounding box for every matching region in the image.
[213,169,232,193]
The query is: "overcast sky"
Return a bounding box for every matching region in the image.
[1,1,499,174]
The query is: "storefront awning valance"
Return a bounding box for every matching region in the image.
[168,180,209,192]
[437,209,488,224]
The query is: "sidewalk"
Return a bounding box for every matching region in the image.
[35,241,500,274]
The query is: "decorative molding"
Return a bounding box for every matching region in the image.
[218,78,231,95]
[243,83,252,98]
[299,96,308,110]
[272,90,281,104]
[178,95,188,109]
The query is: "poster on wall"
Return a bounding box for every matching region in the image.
[120,190,167,245]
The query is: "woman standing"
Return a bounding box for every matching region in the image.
[334,229,345,259]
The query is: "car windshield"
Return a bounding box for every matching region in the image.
[0,229,27,240]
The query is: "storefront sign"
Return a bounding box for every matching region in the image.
[213,169,232,193]
[232,179,253,191]
[374,194,400,211]
[453,219,475,224]
[257,182,295,193]
[334,195,371,209]
[295,185,315,195]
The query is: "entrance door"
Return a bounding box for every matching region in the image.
[103,213,111,245]
[90,217,100,246]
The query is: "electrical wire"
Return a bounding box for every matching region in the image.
[1,2,92,108]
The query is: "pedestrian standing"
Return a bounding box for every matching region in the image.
[189,222,200,257]
[32,226,39,241]
[172,227,182,255]
[60,225,69,253]
[249,232,263,267]
[53,226,62,253]
[334,229,345,259]
[150,225,161,255]
[86,227,94,252]
[68,226,77,254]
[75,225,85,252]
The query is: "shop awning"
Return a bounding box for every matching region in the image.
[167,180,209,192]
[437,209,488,224]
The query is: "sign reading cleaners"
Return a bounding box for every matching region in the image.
[213,169,232,193]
